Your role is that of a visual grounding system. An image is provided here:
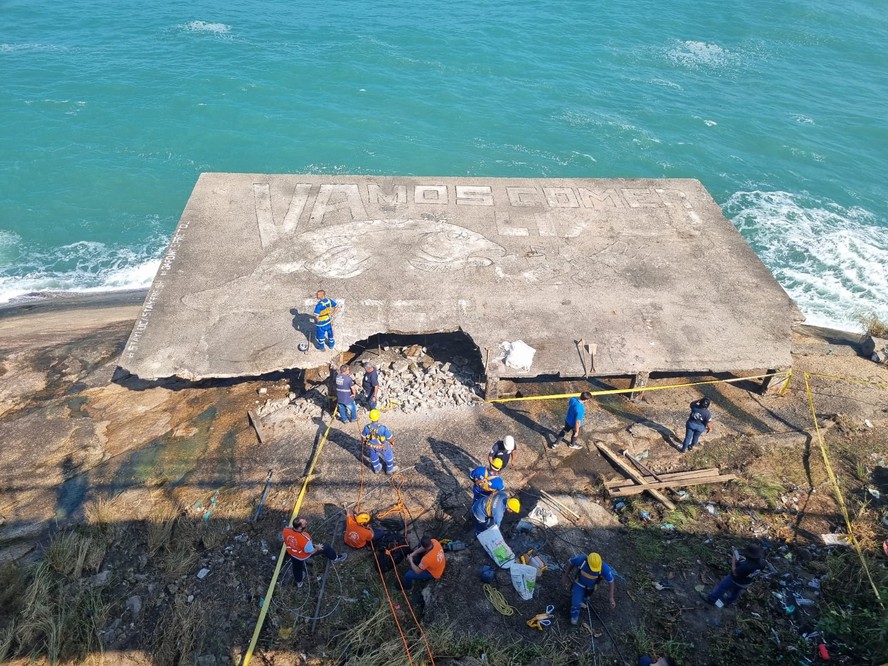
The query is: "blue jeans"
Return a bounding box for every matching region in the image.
[707,575,746,605]
[338,401,357,422]
[288,544,337,585]
[570,582,596,620]
[402,568,433,590]
[367,442,395,473]
[682,420,705,451]
[315,323,335,349]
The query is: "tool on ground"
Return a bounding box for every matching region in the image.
[526,604,555,630]
[297,342,310,353]
[251,470,274,523]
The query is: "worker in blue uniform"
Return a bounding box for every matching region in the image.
[471,491,520,535]
[563,551,616,625]
[551,391,592,450]
[469,459,504,500]
[681,397,713,452]
[312,289,338,350]
[361,409,398,475]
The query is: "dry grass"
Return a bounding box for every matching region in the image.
[84,496,122,543]
[153,597,206,666]
[161,543,197,579]
[9,560,109,664]
[857,312,888,338]
[147,505,180,555]
[45,530,106,579]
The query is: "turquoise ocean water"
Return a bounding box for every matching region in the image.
[2,0,886,330]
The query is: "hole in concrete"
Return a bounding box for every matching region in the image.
[284,331,486,419]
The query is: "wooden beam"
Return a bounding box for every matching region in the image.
[609,474,738,496]
[248,410,266,444]
[603,468,721,488]
[594,441,675,510]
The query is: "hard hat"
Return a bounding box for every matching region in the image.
[369,409,380,422]
[356,513,371,525]
[587,552,602,572]
[489,477,505,491]
[490,458,504,470]
[503,435,515,452]
[506,497,521,513]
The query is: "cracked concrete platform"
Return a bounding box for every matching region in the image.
[120,174,801,381]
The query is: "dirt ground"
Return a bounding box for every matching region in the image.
[1,304,887,666]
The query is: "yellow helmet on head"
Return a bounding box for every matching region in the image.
[356,513,371,525]
[587,552,602,572]
[369,409,381,422]
[506,497,521,513]
[490,458,503,470]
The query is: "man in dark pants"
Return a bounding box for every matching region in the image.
[335,364,358,423]
[282,517,347,588]
[704,544,765,606]
[681,397,713,453]
[361,361,380,410]
[551,392,592,450]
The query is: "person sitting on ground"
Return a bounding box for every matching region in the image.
[563,551,616,625]
[401,534,446,590]
[704,543,765,607]
[471,491,520,535]
[343,509,387,549]
[488,434,517,470]
[470,458,504,500]
[282,517,347,588]
[638,656,675,666]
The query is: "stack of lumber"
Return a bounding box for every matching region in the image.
[593,440,736,510]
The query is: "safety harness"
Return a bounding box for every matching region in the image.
[363,423,390,450]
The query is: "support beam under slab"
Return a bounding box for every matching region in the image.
[629,372,649,401]
[759,368,790,396]
[484,376,500,401]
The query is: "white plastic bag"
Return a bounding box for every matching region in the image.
[501,340,536,371]
[509,563,538,600]
[476,525,515,568]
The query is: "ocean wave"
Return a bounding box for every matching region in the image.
[666,40,736,69]
[0,43,69,53]
[178,21,232,36]
[0,235,164,305]
[725,190,888,331]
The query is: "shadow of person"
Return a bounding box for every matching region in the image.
[290,307,316,346]
[634,417,681,447]
[491,402,561,444]
[56,455,88,522]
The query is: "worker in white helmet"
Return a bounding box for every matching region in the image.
[488,435,517,470]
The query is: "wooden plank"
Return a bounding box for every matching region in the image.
[603,469,721,488]
[610,475,738,496]
[248,410,266,444]
[540,489,581,521]
[594,441,676,510]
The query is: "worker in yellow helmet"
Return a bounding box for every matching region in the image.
[361,409,398,474]
[343,509,386,549]
[562,551,616,625]
[471,491,520,535]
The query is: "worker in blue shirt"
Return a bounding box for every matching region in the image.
[312,290,338,350]
[551,391,592,450]
[471,491,520,535]
[469,459,504,500]
[681,397,713,453]
[335,364,358,423]
[361,409,398,474]
[563,551,616,625]
[361,361,380,410]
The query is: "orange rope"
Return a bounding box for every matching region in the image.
[370,541,415,666]
[388,549,437,666]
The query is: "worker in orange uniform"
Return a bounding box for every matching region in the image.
[283,517,347,588]
[402,534,446,590]
[343,509,386,549]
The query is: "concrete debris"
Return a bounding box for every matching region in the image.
[286,346,483,419]
[197,568,210,579]
[88,570,111,587]
[126,595,143,616]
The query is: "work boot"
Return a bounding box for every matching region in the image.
[570,614,579,626]
[332,553,348,564]
[567,441,582,450]
[386,465,400,475]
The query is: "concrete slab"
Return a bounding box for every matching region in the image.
[120,174,801,381]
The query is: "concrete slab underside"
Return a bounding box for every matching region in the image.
[120,174,801,381]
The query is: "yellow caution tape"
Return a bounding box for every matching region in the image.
[803,372,883,608]
[240,412,337,666]
[488,371,790,403]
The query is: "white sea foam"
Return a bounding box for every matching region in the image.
[792,114,815,125]
[179,21,231,36]
[667,40,734,69]
[704,119,717,127]
[725,190,888,331]
[0,236,164,305]
[0,43,69,53]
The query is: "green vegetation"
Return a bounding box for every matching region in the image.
[857,312,888,338]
